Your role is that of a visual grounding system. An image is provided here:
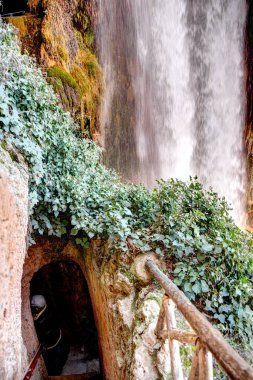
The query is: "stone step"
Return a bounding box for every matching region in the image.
[47,373,102,380]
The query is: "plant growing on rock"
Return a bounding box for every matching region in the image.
[0,21,253,348]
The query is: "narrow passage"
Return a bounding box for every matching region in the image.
[30,261,101,379]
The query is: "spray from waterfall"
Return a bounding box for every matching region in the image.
[97,0,247,224]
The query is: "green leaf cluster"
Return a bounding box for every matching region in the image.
[140,179,253,346]
[0,22,253,347]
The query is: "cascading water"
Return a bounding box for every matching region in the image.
[97,1,247,224]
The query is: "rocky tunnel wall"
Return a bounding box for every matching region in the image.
[0,146,29,380]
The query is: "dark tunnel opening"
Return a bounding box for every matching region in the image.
[0,0,27,15]
[30,261,102,378]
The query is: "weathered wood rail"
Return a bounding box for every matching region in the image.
[145,259,253,380]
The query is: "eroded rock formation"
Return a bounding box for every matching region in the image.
[6,0,102,138]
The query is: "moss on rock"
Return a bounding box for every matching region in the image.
[72,4,95,49]
[71,64,89,94]
[47,66,80,93]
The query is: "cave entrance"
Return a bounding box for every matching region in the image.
[30,260,102,379]
[0,0,27,16]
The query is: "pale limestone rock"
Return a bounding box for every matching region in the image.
[131,291,170,380]
[157,341,171,378]
[114,272,132,295]
[142,298,161,321]
[117,289,135,328]
[132,345,159,380]
[0,147,29,380]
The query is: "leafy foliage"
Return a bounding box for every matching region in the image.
[0,22,253,347]
[137,180,253,346]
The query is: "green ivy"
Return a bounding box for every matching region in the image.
[0,21,253,348]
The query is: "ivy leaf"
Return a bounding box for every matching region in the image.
[76,237,90,248]
[197,252,206,262]
[218,304,232,314]
[184,282,192,292]
[214,246,222,254]
[214,313,226,324]
[205,300,216,313]
[174,266,182,274]
[184,246,194,255]
[201,280,209,293]
[155,247,163,255]
[192,282,201,295]
[202,243,213,253]
[228,314,235,328]
[174,278,182,286]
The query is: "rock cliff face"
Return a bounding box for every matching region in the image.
[6,0,102,138]
[0,146,29,379]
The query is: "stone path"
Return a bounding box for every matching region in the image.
[47,374,101,380]
[62,345,100,375]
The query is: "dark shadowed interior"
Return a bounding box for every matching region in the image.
[0,0,27,15]
[30,261,101,378]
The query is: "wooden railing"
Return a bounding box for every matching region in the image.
[145,259,253,380]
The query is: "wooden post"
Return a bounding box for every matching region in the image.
[169,330,198,345]
[23,344,42,380]
[155,301,166,339]
[145,259,253,380]
[188,342,200,380]
[164,296,184,380]
[199,345,213,380]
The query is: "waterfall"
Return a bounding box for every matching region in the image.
[97,0,247,224]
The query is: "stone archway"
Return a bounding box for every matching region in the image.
[21,238,104,379]
[21,237,166,380]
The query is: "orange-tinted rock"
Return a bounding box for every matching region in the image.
[0,146,29,379]
[6,0,102,137]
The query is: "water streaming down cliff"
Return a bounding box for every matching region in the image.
[97,1,247,223]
